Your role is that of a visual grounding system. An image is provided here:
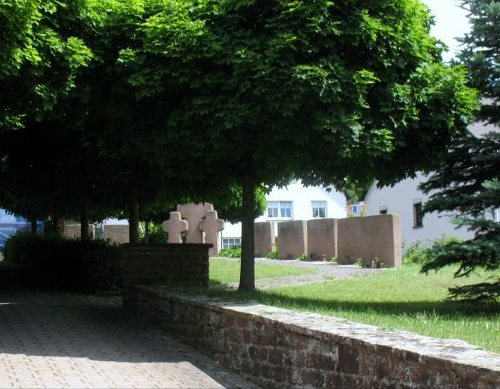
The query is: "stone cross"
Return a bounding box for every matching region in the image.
[177,203,214,243]
[162,212,188,243]
[199,210,225,255]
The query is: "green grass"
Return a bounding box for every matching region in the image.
[202,264,500,352]
[209,258,314,285]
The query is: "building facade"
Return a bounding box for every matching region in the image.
[221,181,347,249]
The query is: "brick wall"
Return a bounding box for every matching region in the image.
[126,286,500,389]
[121,244,210,305]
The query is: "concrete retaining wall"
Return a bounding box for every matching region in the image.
[104,225,129,244]
[254,222,275,257]
[307,219,338,261]
[126,286,500,389]
[337,215,402,267]
[278,221,307,259]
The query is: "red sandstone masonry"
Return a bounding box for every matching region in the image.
[125,286,500,389]
[121,244,211,303]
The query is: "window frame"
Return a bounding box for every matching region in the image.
[311,201,327,218]
[267,201,293,220]
[222,237,241,249]
[413,201,424,228]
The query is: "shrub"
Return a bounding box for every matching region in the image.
[139,222,167,244]
[218,246,241,258]
[265,249,280,259]
[298,253,308,261]
[402,241,429,265]
[403,236,463,266]
[3,233,121,293]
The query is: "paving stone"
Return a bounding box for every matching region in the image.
[0,288,258,389]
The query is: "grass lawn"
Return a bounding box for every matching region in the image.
[209,258,314,285]
[202,263,499,352]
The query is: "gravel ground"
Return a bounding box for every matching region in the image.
[215,257,384,289]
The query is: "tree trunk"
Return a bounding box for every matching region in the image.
[80,201,90,241]
[52,207,65,236]
[30,217,37,235]
[128,199,139,244]
[144,219,150,244]
[239,176,256,291]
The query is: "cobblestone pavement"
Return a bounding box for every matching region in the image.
[216,258,384,289]
[0,287,258,389]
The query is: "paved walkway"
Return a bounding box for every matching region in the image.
[0,287,258,388]
[217,257,384,289]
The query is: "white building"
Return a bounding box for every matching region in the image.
[364,174,474,247]
[365,121,499,247]
[221,181,346,249]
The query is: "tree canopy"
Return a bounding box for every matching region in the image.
[0,0,479,290]
[118,0,477,289]
[0,0,93,131]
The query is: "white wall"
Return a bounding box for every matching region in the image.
[221,181,347,240]
[365,173,473,247]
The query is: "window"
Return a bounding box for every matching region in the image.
[267,201,279,218]
[267,201,293,219]
[379,206,388,215]
[413,201,423,228]
[312,201,327,218]
[346,203,366,217]
[280,201,292,218]
[222,238,241,249]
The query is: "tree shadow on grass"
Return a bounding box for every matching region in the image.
[180,285,500,320]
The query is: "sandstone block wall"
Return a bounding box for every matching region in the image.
[104,225,129,245]
[64,224,96,240]
[64,224,81,239]
[127,286,500,389]
[254,222,275,257]
[307,218,338,261]
[121,244,210,305]
[337,215,402,267]
[278,221,307,259]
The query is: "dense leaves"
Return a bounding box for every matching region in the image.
[0,0,478,290]
[457,0,499,124]
[0,0,92,131]
[118,0,477,289]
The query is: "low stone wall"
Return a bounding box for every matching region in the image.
[278,220,307,259]
[307,219,337,261]
[337,215,402,267]
[126,286,500,389]
[121,244,211,304]
[254,222,275,257]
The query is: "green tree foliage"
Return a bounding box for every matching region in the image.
[457,0,499,124]
[0,0,92,131]
[0,0,479,291]
[120,0,477,290]
[420,133,500,301]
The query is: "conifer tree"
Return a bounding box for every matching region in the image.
[420,133,500,300]
[420,0,499,300]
